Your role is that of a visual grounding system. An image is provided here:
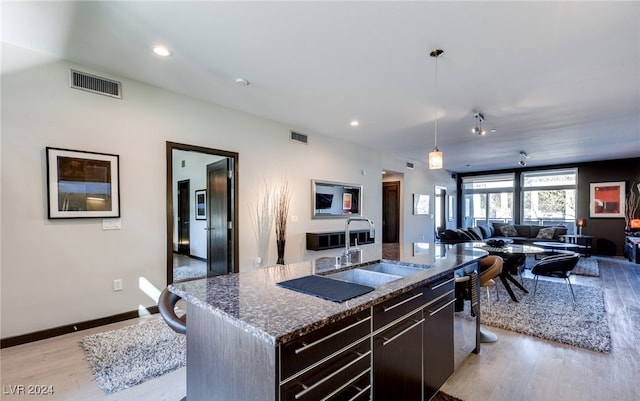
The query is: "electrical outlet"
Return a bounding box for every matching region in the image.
[103,218,121,230]
[113,279,123,291]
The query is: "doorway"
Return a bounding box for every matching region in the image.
[434,186,447,239]
[177,180,190,255]
[166,142,239,284]
[383,180,400,243]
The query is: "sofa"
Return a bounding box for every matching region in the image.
[440,222,568,246]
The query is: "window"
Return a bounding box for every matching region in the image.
[462,174,514,227]
[521,169,577,227]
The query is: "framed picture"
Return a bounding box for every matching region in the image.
[342,193,352,210]
[448,195,455,221]
[195,189,206,220]
[590,181,625,218]
[46,147,120,219]
[413,194,429,215]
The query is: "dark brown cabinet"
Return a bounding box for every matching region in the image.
[279,309,372,401]
[373,310,424,401]
[423,277,456,400]
[371,274,455,401]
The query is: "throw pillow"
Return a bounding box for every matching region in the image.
[478,224,492,238]
[499,224,519,237]
[443,229,459,240]
[536,227,556,239]
[468,226,484,240]
[456,229,474,240]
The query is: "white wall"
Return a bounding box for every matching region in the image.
[0,44,454,338]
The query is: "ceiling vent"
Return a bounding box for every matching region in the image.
[290,131,308,144]
[69,69,122,98]
[406,162,415,169]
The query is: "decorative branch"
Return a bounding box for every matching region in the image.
[274,178,291,242]
[625,180,640,229]
[249,178,275,265]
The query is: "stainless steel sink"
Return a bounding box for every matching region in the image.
[358,262,423,277]
[325,268,401,288]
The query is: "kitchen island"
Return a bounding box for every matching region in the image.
[170,242,486,401]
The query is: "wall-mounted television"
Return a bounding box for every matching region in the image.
[315,193,334,209]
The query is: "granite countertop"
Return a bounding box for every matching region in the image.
[169,242,487,346]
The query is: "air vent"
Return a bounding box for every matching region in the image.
[290,131,308,144]
[69,69,121,98]
[406,162,415,169]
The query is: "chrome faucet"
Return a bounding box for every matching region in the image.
[344,217,375,260]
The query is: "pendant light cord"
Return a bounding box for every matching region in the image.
[434,53,438,149]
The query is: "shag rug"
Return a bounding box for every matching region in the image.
[433,391,465,401]
[525,255,600,277]
[173,265,206,281]
[80,319,186,393]
[481,277,611,353]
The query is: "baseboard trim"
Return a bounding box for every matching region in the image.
[0,306,159,349]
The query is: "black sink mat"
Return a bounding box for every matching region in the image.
[277,275,374,303]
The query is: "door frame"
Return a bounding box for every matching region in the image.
[382,180,401,243]
[166,141,239,284]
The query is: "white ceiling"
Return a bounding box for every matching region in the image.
[3,1,639,173]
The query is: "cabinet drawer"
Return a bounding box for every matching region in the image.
[280,338,371,401]
[422,273,455,303]
[281,309,371,380]
[373,310,424,401]
[373,288,426,331]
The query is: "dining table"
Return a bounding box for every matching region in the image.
[472,242,546,302]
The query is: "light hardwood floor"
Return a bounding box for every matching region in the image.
[1,256,638,401]
[442,256,640,401]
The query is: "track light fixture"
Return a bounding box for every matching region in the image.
[472,113,486,136]
[518,151,529,166]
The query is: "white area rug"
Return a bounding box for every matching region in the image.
[481,277,611,353]
[80,319,186,393]
[173,265,206,281]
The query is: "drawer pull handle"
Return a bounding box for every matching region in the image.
[430,277,454,290]
[319,368,370,401]
[294,317,371,354]
[294,351,371,399]
[348,384,372,401]
[382,318,425,346]
[382,292,423,312]
[428,298,457,317]
[424,290,455,308]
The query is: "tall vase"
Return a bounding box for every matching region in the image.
[276,240,286,265]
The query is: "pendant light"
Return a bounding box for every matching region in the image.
[428,49,444,169]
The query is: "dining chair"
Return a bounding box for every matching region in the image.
[531,252,580,306]
[479,255,503,309]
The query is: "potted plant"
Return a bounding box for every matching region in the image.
[274,178,291,264]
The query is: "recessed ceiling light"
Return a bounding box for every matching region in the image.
[152,45,171,57]
[350,120,360,127]
[235,78,250,86]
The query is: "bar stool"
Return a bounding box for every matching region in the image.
[158,287,187,401]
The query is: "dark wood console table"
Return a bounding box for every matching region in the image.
[561,234,593,257]
[306,230,374,251]
[625,236,640,264]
